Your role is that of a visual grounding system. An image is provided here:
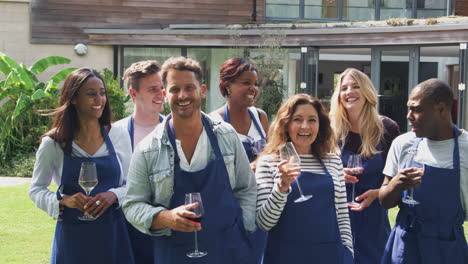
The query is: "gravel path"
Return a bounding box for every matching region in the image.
[0,176,31,187]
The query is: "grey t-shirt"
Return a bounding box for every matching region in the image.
[383,130,468,220]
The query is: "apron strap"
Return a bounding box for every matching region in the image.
[166,114,224,165]
[452,125,460,171]
[317,156,332,177]
[223,104,265,139]
[127,116,135,152]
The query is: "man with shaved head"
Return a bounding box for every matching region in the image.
[379,79,468,263]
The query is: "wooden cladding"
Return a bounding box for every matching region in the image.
[31,0,264,44]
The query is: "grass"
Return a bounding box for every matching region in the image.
[0,183,56,264]
[0,183,466,263]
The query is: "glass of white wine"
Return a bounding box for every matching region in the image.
[402,149,423,205]
[78,161,98,221]
[280,142,312,203]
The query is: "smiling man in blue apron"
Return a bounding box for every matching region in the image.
[114,60,165,264]
[123,56,257,264]
[379,78,468,264]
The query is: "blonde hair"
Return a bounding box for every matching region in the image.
[262,94,336,158]
[329,68,383,158]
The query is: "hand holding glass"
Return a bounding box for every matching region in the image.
[347,154,364,207]
[402,150,423,205]
[78,161,98,221]
[280,142,312,203]
[185,193,207,258]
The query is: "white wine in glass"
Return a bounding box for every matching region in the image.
[78,161,98,221]
[280,142,312,203]
[402,149,423,205]
[185,192,207,258]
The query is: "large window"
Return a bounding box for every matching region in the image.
[265,0,451,21]
[121,47,301,115]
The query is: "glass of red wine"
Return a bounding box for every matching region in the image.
[347,154,364,207]
[185,192,207,258]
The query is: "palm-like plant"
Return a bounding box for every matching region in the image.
[0,52,76,166]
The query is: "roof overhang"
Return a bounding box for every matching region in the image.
[84,17,468,47]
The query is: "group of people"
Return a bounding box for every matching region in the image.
[29,55,467,264]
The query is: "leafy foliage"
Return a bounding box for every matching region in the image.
[100,68,129,121]
[0,52,75,166]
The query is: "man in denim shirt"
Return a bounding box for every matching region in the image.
[123,56,257,264]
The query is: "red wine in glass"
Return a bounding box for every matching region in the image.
[347,155,363,207]
[191,216,203,223]
[185,193,207,258]
[349,167,364,179]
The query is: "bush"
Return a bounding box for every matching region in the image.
[0,152,36,177]
[100,68,129,121]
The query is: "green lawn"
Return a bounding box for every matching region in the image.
[0,184,56,264]
[0,183,466,263]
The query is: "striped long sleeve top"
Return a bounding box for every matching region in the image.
[255,153,354,254]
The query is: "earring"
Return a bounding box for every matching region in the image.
[226,88,231,95]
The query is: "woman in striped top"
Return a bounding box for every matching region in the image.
[256,94,353,264]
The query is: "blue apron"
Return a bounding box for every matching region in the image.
[51,125,135,264]
[223,104,266,162]
[263,158,353,264]
[224,104,267,263]
[153,115,255,264]
[342,145,390,264]
[126,115,163,264]
[381,126,468,264]
[127,114,164,151]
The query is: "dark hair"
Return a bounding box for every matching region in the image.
[219,58,257,97]
[123,60,161,92]
[161,57,203,86]
[263,94,336,158]
[44,68,111,154]
[416,78,454,109]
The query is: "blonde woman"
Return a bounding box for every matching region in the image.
[330,68,400,264]
[256,94,353,264]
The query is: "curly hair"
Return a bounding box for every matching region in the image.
[262,94,336,158]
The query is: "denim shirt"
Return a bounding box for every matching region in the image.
[122,113,257,236]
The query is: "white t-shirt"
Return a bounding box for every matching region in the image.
[383,130,468,220]
[113,115,160,149]
[209,106,266,143]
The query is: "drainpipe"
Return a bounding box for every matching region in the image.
[252,0,257,21]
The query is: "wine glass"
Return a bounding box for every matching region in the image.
[280,142,312,203]
[185,193,207,258]
[402,149,423,205]
[347,154,364,207]
[78,161,98,221]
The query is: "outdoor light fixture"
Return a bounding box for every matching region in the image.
[74,43,88,56]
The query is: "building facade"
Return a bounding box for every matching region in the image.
[1,0,467,129]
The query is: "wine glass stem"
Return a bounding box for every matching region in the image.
[409,188,414,198]
[194,231,199,252]
[296,180,306,197]
[352,183,356,202]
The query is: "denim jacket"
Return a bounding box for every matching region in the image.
[122,113,257,236]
